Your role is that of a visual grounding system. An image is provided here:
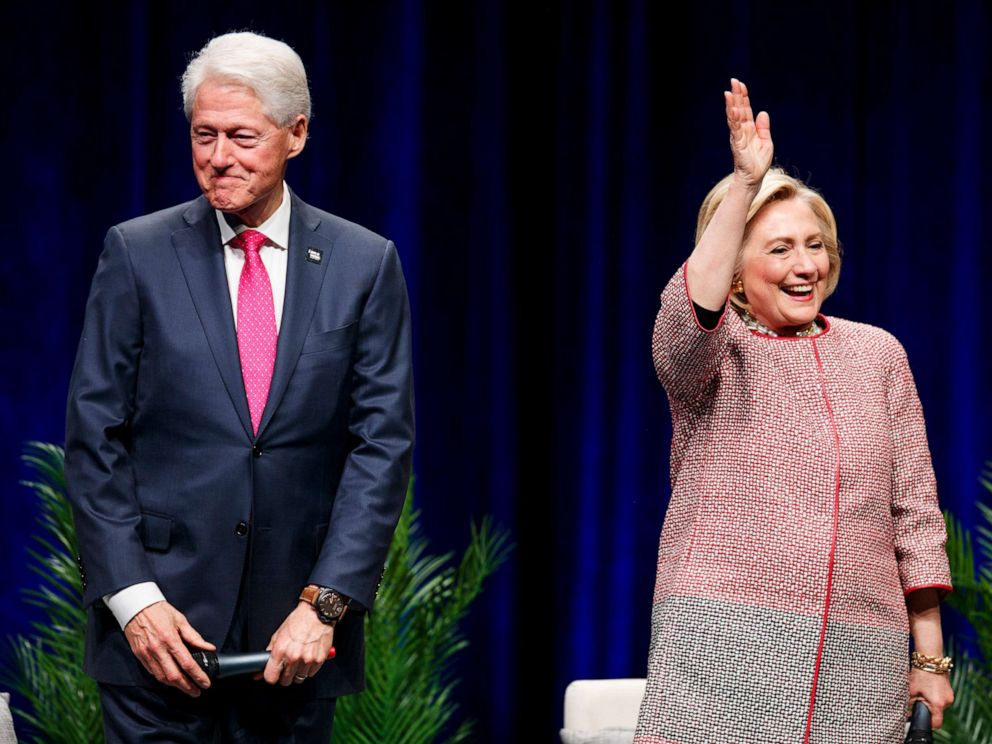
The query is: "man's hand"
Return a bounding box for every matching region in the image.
[262,603,334,686]
[123,600,216,697]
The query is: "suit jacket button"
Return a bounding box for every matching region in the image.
[235,521,249,537]
[252,445,262,458]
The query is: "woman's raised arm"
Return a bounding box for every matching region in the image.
[686,78,773,310]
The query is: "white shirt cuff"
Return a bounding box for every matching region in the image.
[103,582,166,629]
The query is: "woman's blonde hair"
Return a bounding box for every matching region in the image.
[695,168,842,312]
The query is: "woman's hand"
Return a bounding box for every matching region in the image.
[725,78,773,188]
[906,588,954,729]
[909,668,954,729]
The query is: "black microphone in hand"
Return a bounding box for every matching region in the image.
[190,646,337,681]
[905,700,932,744]
[190,651,271,680]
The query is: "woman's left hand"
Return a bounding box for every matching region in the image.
[908,667,954,729]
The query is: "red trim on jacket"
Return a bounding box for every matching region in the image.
[904,583,953,597]
[803,339,842,744]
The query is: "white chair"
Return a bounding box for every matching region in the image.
[560,678,646,744]
[0,693,18,744]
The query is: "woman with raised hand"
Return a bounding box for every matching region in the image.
[635,79,954,743]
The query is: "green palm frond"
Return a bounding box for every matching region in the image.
[940,464,992,741]
[1,443,103,744]
[935,649,992,743]
[334,482,513,743]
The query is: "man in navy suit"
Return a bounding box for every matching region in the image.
[65,31,413,742]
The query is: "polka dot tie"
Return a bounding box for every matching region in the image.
[232,229,277,435]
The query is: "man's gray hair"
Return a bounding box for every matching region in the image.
[181,31,311,126]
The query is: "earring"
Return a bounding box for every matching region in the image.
[731,278,744,295]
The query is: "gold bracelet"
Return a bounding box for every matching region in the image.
[911,651,953,675]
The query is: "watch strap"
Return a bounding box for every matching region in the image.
[299,585,321,606]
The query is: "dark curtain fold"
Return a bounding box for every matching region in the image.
[2,2,991,741]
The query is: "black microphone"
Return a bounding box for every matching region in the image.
[905,700,932,744]
[190,647,337,681]
[190,651,271,680]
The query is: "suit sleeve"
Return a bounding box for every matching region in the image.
[885,341,952,596]
[308,240,414,609]
[65,226,158,608]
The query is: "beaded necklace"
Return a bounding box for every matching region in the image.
[739,309,822,338]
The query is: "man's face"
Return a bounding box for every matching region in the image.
[190,79,307,226]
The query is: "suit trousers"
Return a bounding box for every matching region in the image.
[98,680,335,743]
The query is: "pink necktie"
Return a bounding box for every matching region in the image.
[233,229,277,435]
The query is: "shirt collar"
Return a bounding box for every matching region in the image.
[214,182,292,250]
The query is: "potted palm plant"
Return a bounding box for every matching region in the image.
[938,468,992,743]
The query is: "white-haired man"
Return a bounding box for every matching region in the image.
[66,31,414,742]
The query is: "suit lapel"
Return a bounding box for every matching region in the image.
[256,193,336,437]
[172,198,254,439]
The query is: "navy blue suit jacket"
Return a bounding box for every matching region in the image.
[65,190,414,698]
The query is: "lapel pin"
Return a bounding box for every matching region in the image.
[306,247,323,265]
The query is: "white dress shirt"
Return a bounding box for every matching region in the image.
[103,185,293,629]
[219,184,290,332]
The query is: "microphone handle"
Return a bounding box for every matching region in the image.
[190,650,270,680]
[191,647,335,681]
[905,700,932,744]
[217,651,272,679]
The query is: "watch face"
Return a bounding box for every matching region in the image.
[316,590,346,621]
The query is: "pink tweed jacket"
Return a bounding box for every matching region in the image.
[634,264,951,744]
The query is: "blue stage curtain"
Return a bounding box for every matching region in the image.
[2,2,990,741]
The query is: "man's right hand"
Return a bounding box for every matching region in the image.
[123,600,216,697]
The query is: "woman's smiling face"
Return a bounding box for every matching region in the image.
[738,198,830,334]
